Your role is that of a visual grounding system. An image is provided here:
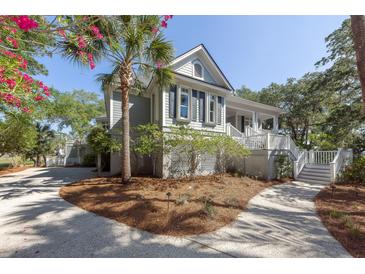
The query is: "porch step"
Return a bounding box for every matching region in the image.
[297,164,331,184]
[296,177,330,184]
[299,171,330,179]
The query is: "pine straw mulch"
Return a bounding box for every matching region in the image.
[315,184,365,257]
[59,174,283,236]
[0,166,29,177]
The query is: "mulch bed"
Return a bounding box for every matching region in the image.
[0,166,29,177]
[60,174,282,236]
[315,184,365,257]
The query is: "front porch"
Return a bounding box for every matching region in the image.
[225,95,280,137]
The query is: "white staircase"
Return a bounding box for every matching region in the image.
[226,123,353,183]
[296,164,331,184]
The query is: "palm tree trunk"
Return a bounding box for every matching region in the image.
[351,15,365,111]
[120,62,133,183]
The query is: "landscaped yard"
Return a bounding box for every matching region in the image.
[315,184,365,258]
[60,174,282,236]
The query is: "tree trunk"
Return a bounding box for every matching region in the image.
[351,15,365,111]
[36,155,40,167]
[97,153,101,177]
[120,62,133,183]
[43,155,47,167]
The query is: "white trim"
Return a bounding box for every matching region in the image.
[226,94,285,114]
[205,92,217,126]
[171,45,233,91]
[174,73,230,95]
[176,85,191,122]
[110,91,113,129]
[162,87,166,127]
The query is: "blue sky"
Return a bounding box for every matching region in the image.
[36,15,347,97]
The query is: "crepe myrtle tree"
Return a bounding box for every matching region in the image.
[165,126,217,178]
[0,16,108,113]
[87,126,121,176]
[90,16,174,183]
[211,134,250,174]
[133,123,164,176]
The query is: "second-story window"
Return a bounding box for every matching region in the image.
[208,94,216,124]
[179,87,189,119]
[193,63,203,79]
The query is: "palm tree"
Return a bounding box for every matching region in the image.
[31,123,55,167]
[61,16,174,183]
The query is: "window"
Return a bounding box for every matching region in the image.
[169,84,177,118]
[193,62,203,79]
[179,87,189,120]
[192,90,198,121]
[198,91,205,122]
[151,93,155,122]
[208,94,216,124]
[217,96,223,125]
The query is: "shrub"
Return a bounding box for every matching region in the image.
[275,154,293,179]
[340,156,365,185]
[211,134,250,173]
[329,210,346,219]
[199,196,216,218]
[175,193,191,205]
[165,126,216,177]
[82,153,96,167]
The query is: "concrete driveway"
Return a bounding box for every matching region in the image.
[0,168,350,257]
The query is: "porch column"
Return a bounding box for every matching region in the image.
[273,115,279,133]
[235,112,239,129]
[252,112,258,131]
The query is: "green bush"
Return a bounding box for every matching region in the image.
[340,156,365,185]
[275,155,293,179]
[82,153,96,167]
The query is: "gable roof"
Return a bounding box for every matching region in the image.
[171,44,234,91]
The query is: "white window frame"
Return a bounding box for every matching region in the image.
[192,60,204,80]
[176,85,191,122]
[205,92,217,126]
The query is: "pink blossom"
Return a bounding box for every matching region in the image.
[58,29,67,39]
[6,79,16,89]
[34,95,44,101]
[6,37,19,48]
[87,53,95,70]
[90,25,103,39]
[43,86,51,96]
[164,15,173,21]
[37,81,44,88]
[77,36,87,49]
[161,20,167,28]
[22,73,34,84]
[151,26,159,34]
[11,16,38,32]
[22,107,30,113]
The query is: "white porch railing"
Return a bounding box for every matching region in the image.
[308,150,337,165]
[226,123,243,138]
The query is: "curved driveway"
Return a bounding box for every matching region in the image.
[0,168,350,257]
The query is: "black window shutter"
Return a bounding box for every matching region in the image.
[199,91,205,122]
[169,85,177,118]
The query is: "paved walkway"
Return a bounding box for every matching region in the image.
[0,168,350,257]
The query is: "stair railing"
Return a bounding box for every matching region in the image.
[294,150,307,179]
[329,149,353,182]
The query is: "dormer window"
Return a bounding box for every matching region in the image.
[193,62,203,79]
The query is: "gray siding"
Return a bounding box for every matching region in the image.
[175,57,217,85]
[111,92,151,132]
